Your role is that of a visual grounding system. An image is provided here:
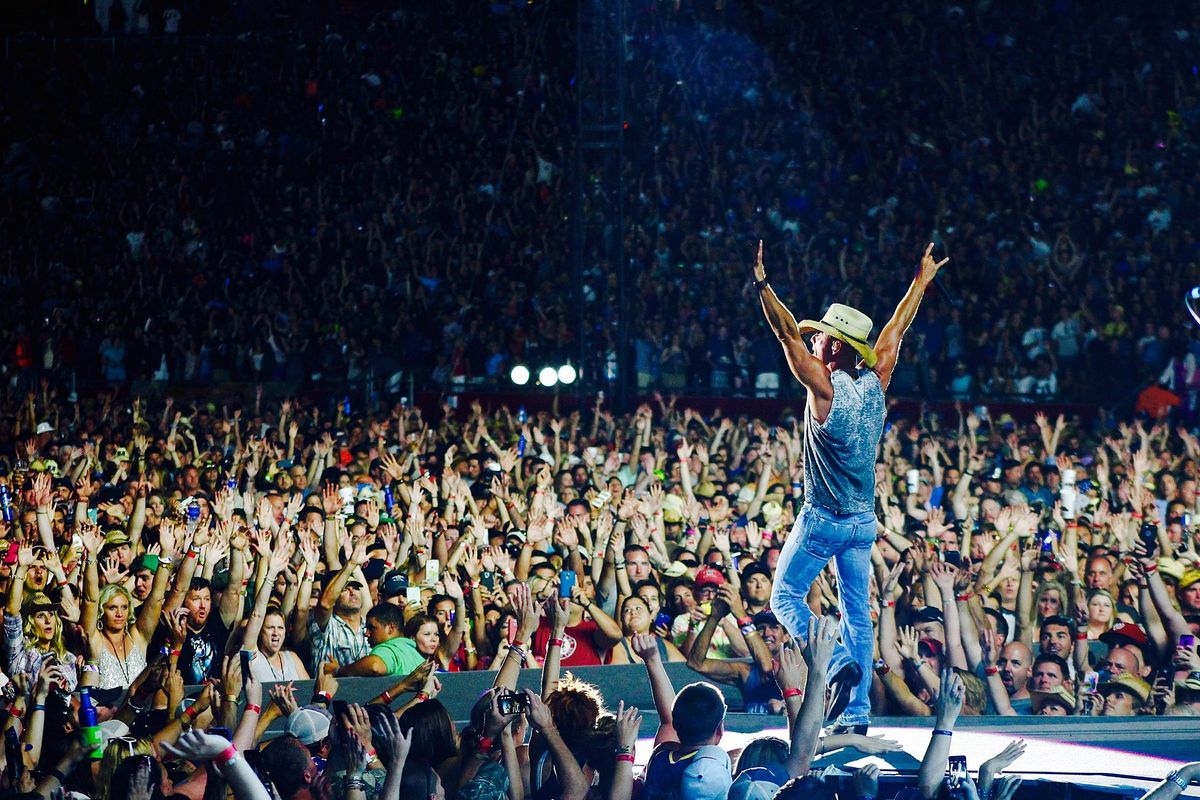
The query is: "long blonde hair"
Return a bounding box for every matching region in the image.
[1034,579,1072,620]
[94,736,153,800]
[97,583,134,631]
[22,609,69,661]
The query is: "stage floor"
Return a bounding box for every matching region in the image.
[630,724,1199,797]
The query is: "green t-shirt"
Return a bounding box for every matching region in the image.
[370,636,425,676]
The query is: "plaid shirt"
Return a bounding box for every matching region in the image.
[4,613,78,692]
[308,613,368,672]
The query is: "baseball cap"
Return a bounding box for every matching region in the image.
[130,554,159,574]
[1179,569,1200,591]
[379,570,409,599]
[35,421,54,435]
[918,638,944,658]
[361,557,388,582]
[96,719,131,749]
[694,482,718,499]
[1099,622,1149,648]
[740,562,772,584]
[751,610,779,628]
[1098,673,1151,704]
[739,763,790,787]
[211,568,232,593]
[914,607,945,625]
[728,767,781,800]
[1030,685,1076,714]
[694,566,726,588]
[285,706,332,745]
[679,744,733,800]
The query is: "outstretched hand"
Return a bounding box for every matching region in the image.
[753,240,766,282]
[917,242,950,285]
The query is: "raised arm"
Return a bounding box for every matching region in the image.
[80,524,104,636]
[1137,762,1200,800]
[163,730,272,800]
[872,244,949,392]
[135,548,174,642]
[314,537,369,629]
[541,597,570,699]
[630,633,678,745]
[289,538,320,647]
[6,545,35,617]
[929,562,968,670]
[979,629,1015,716]
[243,545,288,653]
[957,595,985,670]
[436,576,470,668]
[30,473,56,552]
[974,526,1020,594]
[752,241,834,404]
[918,669,963,799]
[786,617,838,778]
[218,534,248,629]
[492,583,539,692]
[609,704,642,800]
[164,522,208,615]
[1139,545,1191,642]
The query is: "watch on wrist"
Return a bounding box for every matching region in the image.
[1166,770,1191,790]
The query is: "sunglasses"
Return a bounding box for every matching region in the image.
[113,735,141,757]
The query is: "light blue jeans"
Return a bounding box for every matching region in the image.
[770,503,876,727]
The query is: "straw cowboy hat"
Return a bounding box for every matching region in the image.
[796,303,878,367]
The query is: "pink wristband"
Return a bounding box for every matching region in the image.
[216,744,238,766]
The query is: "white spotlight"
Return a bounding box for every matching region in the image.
[510,365,530,386]
[557,364,577,385]
[538,366,559,387]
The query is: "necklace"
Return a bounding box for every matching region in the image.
[267,652,286,681]
[102,630,131,682]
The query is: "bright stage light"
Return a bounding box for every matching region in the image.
[510,365,530,385]
[557,364,577,385]
[538,366,559,387]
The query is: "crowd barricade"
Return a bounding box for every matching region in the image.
[186,662,1200,764]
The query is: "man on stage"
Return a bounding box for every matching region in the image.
[754,241,949,733]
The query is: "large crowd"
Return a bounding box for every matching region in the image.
[0,388,1198,798]
[2,0,1200,798]
[2,0,1200,406]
